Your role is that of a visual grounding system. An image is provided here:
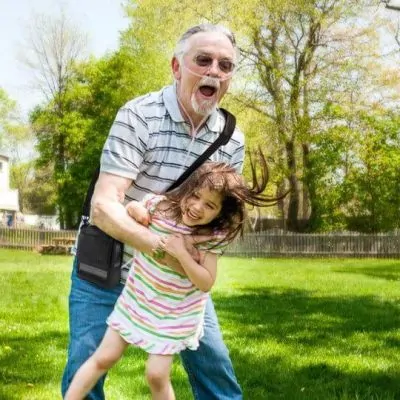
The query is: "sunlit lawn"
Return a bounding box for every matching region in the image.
[0,249,399,399]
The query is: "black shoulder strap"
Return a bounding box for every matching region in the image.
[81,108,236,218]
[82,166,100,219]
[167,108,236,192]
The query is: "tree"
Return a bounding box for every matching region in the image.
[21,10,87,103]
[228,0,398,231]
[30,45,171,228]
[22,10,87,227]
[0,88,23,149]
[342,111,400,231]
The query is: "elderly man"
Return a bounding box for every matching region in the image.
[62,23,245,400]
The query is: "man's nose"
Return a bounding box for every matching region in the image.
[206,59,221,77]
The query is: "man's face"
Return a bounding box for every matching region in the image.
[172,31,236,121]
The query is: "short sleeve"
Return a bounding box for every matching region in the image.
[100,102,149,180]
[141,194,166,215]
[229,128,245,173]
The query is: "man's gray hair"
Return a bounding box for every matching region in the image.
[174,23,238,61]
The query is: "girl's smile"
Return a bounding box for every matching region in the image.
[181,187,222,226]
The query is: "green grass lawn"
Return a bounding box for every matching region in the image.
[0,249,399,400]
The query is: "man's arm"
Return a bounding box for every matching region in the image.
[91,172,159,254]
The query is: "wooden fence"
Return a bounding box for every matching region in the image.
[0,228,399,258]
[0,228,77,250]
[224,231,400,258]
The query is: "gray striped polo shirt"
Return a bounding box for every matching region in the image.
[100,83,245,282]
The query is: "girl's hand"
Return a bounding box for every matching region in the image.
[125,201,150,226]
[160,234,187,259]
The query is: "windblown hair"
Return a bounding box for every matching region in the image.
[162,150,283,245]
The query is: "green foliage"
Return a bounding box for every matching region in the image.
[31,48,171,228]
[308,106,400,232]
[10,161,33,213]
[0,88,17,148]
[343,112,400,232]
[10,159,57,215]
[0,88,30,154]
[25,164,58,215]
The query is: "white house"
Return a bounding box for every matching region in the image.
[0,153,19,226]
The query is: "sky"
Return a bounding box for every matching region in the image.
[0,0,130,118]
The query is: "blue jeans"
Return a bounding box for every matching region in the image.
[61,259,242,400]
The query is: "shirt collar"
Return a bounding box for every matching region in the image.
[163,83,185,122]
[163,83,222,134]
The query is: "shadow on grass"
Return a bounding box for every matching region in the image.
[332,261,400,282]
[214,287,400,400]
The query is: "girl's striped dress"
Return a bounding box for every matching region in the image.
[107,194,223,355]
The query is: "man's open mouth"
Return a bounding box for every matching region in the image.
[199,85,217,97]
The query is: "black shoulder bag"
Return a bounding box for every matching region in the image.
[76,109,236,289]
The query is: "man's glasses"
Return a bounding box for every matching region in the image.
[192,54,236,77]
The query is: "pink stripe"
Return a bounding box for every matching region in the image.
[129,276,205,312]
[134,288,170,311]
[135,287,204,313]
[120,296,153,324]
[120,297,155,325]
[136,258,193,290]
[159,323,196,330]
[117,301,196,334]
[164,344,169,353]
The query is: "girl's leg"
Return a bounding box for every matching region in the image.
[64,327,128,399]
[146,354,175,400]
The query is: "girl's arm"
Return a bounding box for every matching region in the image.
[159,234,217,292]
[125,200,150,226]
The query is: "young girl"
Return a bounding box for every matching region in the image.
[65,158,279,400]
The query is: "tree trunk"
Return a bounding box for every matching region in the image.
[285,140,301,231]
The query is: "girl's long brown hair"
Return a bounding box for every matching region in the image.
[163,149,284,245]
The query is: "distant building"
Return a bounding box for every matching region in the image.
[0,153,19,227]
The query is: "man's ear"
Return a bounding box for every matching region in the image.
[171,56,181,80]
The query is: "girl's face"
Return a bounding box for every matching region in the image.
[181,187,223,226]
